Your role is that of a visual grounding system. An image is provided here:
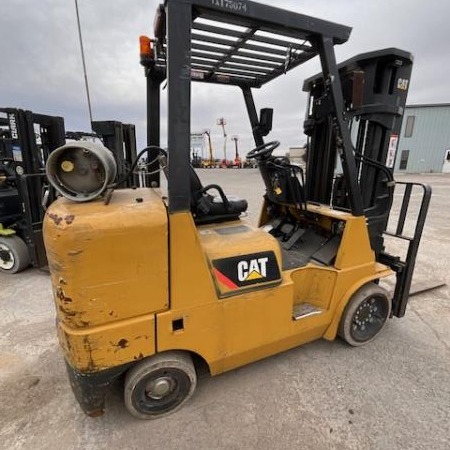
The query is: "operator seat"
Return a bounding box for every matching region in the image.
[189,166,248,224]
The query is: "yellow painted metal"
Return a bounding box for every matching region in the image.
[166,212,218,311]
[43,188,168,372]
[334,218,375,269]
[44,189,393,378]
[58,314,156,372]
[155,208,392,376]
[157,269,314,375]
[291,266,337,310]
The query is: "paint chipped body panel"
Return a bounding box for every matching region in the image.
[43,188,168,372]
[43,192,392,416]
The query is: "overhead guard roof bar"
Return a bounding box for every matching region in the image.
[155,0,352,89]
[155,0,363,215]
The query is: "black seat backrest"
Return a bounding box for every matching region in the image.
[189,165,204,207]
[188,164,248,224]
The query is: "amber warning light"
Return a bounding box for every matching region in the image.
[139,35,154,66]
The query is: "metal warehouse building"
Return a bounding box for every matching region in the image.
[395,103,450,173]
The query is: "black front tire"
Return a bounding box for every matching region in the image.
[124,351,197,419]
[0,236,30,274]
[338,283,391,347]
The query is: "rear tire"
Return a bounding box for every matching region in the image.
[124,351,197,419]
[0,236,30,274]
[338,283,391,347]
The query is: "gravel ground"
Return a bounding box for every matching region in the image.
[0,170,449,450]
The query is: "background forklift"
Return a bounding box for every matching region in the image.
[0,107,65,273]
[0,109,139,273]
[66,120,139,188]
[43,0,430,419]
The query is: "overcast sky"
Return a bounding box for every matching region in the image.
[1,0,449,158]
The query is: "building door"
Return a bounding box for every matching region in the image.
[399,150,410,171]
[443,149,450,173]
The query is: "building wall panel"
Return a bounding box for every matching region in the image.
[395,104,450,173]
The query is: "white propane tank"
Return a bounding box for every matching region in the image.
[46,141,117,202]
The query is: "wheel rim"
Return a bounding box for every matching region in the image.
[350,294,389,342]
[0,244,14,270]
[133,368,192,415]
[145,376,176,400]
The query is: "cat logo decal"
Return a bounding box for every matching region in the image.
[212,251,281,296]
[237,257,268,281]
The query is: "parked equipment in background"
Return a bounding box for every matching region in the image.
[202,129,215,168]
[0,111,139,274]
[232,135,241,167]
[191,150,202,168]
[49,120,140,199]
[217,117,228,167]
[91,121,138,187]
[67,121,138,186]
[0,108,65,273]
[44,0,431,420]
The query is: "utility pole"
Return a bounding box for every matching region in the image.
[217,117,227,167]
[74,0,93,128]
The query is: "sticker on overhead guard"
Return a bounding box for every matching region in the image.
[211,0,248,13]
[12,145,23,162]
[216,75,230,83]
[397,78,409,91]
[386,135,398,168]
[191,70,204,80]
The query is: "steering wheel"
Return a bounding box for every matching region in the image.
[246,141,280,159]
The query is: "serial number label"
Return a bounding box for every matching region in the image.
[211,0,248,12]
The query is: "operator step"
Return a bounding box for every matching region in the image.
[292,303,323,320]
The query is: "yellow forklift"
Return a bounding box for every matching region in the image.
[43,0,431,419]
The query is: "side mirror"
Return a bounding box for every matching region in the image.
[259,108,273,137]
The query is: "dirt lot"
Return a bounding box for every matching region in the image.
[1,171,449,450]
